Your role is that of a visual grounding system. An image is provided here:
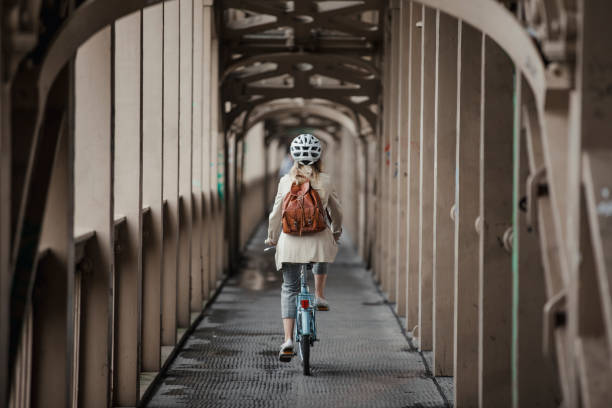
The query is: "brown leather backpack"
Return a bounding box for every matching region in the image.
[281,181,327,236]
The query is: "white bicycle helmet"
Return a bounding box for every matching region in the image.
[290,133,322,165]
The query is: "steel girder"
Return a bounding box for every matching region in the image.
[219,0,384,138]
[241,100,360,140]
[221,0,382,49]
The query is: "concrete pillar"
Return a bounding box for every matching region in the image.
[141,3,164,373]
[454,21,482,408]
[191,0,204,314]
[162,0,180,348]
[113,12,143,405]
[432,10,457,377]
[178,0,194,329]
[74,27,113,408]
[478,36,513,408]
[418,5,436,351]
[406,3,422,329]
[395,0,411,319]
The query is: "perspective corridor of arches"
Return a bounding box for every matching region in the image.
[1,0,611,407]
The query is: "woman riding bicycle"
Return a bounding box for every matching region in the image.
[264,133,343,362]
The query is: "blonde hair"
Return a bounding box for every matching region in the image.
[289,160,322,185]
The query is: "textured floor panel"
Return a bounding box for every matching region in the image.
[145,225,453,408]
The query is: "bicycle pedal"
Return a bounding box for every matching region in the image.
[279,351,293,363]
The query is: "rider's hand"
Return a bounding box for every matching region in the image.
[264,238,276,246]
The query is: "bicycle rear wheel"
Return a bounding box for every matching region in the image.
[300,334,310,375]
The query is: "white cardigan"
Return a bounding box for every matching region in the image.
[267,172,343,270]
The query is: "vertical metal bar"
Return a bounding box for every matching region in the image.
[141,2,164,373]
[263,140,270,220]
[231,134,239,272]
[74,26,114,407]
[387,0,400,303]
[113,11,143,405]
[511,64,521,408]
[395,0,411,319]
[478,36,514,408]
[418,4,436,351]
[191,0,204,312]
[66,51,77,408]
[211,36,223,282]
[453,21,481,408]
[0,32,10,405]
[432,10,457,377]
[378,6,391,291]
[201,2,213,302]
[406,3,422,330]
[177,0,194,329]
[162,0,180,349]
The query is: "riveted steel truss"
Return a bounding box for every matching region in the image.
[219,0,384,137]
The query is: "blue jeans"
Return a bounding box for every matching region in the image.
[281,263,328,319]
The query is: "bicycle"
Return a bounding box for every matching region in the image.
[265,247,318,375]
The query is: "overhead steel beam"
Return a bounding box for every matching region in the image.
[219,0,384,137]
[220,0,382,44]
[241,99,361,136]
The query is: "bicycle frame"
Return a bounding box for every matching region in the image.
[295,264,317,342]
[265,246,317,373]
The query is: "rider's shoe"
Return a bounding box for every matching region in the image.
[316,297,330,311]
[279,338,294,362]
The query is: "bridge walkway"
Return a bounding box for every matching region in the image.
[144,224,453,408]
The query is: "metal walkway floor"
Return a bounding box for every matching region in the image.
[144,225,453,407]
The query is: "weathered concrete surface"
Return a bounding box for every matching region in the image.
[145,224,453,407]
